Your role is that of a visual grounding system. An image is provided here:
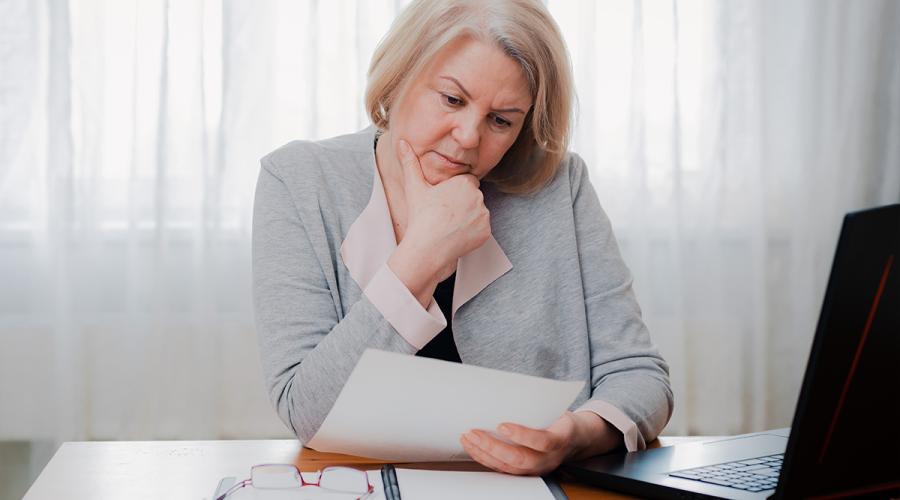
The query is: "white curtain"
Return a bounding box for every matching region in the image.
[552,0,900,434]
[1,0,898,444]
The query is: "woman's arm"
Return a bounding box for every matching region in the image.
[253,158,419,443]
[568,152,674,450]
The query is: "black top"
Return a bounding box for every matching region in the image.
[415,272,462,363]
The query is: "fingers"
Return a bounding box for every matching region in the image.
[462,172,480,188]
[462,430,546,472]
[396,139,429,194]
[445,172,480,189]
[458,415,577,476]
[497,423,563,453]
[460,432,533,475]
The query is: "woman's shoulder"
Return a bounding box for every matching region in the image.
[257,128,376,218]
[504,150,589,201]
[486,150,592,227]
[259,127,375,181]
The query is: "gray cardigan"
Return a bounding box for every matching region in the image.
[252,125,673,449]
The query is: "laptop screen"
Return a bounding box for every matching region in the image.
[780,204,900,498]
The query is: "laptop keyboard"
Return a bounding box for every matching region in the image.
[668,453,783,492]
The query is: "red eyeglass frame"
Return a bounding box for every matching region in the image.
[215,463,375,500]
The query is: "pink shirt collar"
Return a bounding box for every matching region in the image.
[340,150,513,321]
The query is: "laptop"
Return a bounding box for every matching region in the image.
[563,204,900,499]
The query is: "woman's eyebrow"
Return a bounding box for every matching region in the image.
[438,75,527,114]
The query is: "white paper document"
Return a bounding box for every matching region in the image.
[306,349,584,462]
[388,469,555,500]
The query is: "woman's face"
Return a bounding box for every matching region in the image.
[388,36,533,185]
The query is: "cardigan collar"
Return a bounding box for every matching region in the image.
[339,127,513,321]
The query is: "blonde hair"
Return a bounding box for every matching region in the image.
[365,0,575,195]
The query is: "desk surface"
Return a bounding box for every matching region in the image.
[23,437,707,500]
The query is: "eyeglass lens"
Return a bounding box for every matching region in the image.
[249,465,369,494]
[251,464,302,489]
[319,467,369,493]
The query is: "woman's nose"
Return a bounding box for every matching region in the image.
[451,114,481,150]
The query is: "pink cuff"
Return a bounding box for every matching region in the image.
[575,400,645,452]
[363,263,446,350]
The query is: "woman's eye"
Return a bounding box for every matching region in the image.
[492,115,512,128]
[440,93,511,129]
[443,94,463,106]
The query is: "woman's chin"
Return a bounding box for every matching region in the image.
[422,167,454,186]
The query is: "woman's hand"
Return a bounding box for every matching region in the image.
[392,139,491,284]
[459,411,624,476]
[399,139,491,276]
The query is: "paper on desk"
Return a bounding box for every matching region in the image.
[306,349,584,462]
[391,468,555,500]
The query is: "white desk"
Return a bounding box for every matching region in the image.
[24,437,702,500]
[23,440,304,500]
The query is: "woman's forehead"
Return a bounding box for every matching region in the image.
[420,37,532,105]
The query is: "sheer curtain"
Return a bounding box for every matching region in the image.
[1,0,897,444]
[552,0,900,434]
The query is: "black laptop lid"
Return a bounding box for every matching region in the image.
[778,204,900,499]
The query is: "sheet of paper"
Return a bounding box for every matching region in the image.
[306,349,584,462]
[392,469,555,500]
[311,469,554,500]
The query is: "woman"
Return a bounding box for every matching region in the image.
[252,0,673,476]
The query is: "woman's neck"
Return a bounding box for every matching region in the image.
[374,129,408,243]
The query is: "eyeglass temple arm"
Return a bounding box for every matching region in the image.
[215,478,251,500]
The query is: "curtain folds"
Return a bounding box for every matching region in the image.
[1,0,897,443]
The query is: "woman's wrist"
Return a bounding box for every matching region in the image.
[387,238,442,308]
[567,411,625,461]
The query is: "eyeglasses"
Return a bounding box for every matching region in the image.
[216,464,374,500]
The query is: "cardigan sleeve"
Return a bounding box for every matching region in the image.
[252,157,418,444]
[363,262,448,350]
[566,153,674,450]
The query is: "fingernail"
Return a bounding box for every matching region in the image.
[466,432,481,445]
[398,140,410,155]
[498,425,511,437]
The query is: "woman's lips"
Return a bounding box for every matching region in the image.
[432,151,469,169]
